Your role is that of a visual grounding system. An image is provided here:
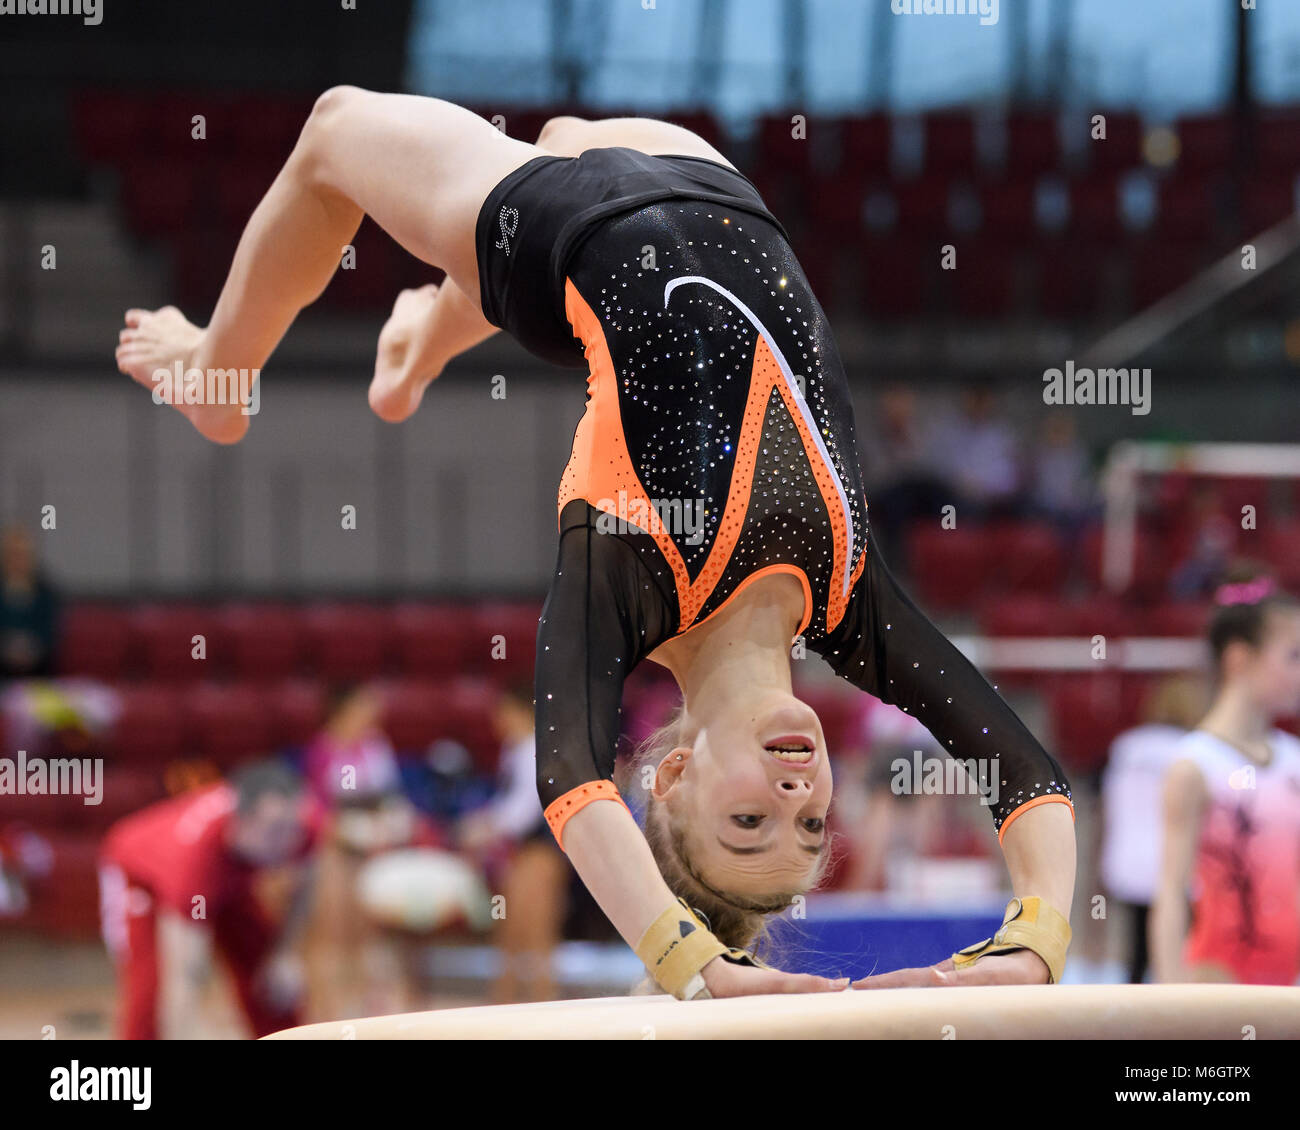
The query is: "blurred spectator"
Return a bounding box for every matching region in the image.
[456,682,569,1003]
[1025,413,1099,584]
[0,526,60,680]
[930,380,1022,521]
[1026,414,1097,527]
[1167,484,1234,599]
[1098,672,1207,984]
[300,684,447,1020]
[836,698,995,895]
[1,679,120,759]
[98,760,320,1039]
[0,823,54,918]
[302,684,400,806]
[858,383,955,563]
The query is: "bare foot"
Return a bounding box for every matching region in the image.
[370,284,445,423]
[116,306,248,443]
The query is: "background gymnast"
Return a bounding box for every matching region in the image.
[115,89,1076,1000]
[1151,565,1300,985]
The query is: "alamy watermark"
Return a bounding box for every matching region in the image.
[152,361,260,416]
[1042,361,1150,416]
[890,0,998,27]
[0,750,103,805]
[594,491,706,545]
[891,750,999,806]
[0,0,101,25]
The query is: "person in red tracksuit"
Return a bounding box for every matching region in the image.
[98,761,319,1039]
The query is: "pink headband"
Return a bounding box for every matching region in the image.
[1214,576,1277,606]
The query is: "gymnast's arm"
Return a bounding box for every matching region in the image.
[819,539,1076,978]
[538,511,846,996]
[1150,758,1206,982]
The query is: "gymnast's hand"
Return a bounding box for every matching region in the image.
[370,284,444,423]
[850,947,1050,989]
[702,956,851,997]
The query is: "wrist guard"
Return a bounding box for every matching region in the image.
[951,896,1071,984]
[635,898,770,1000]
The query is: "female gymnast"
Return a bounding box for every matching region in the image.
[115,90,1075,1000]
[1152,568,1300,985]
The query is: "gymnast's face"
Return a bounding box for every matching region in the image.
[1245,608,1300,717]
[656,692,832,896]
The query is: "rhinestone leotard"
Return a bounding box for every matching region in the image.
[473,148,1073,845]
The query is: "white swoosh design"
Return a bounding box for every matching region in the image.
[663,274,854,598]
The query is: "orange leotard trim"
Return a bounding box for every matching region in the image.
[558,277,864,638]
[996,793,1075,845]
[544,780,632,851]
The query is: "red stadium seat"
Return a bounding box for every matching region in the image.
[213,159,279,232]
[266,680,328,750]
[1065,173,1125,244]
[441,679,502,773]
[171,227,239,308]
[893,173,953,236]
[300,603,393,683]
[211,603,305,680]
[904,525,994,611]
[70,89,154,163]
[1061,595,1141,640]
[108,686,191,767]
[390,603,475,679]
[807,169,868,230]
[1081,526,1168,597]
[1143,602,1212,637]
[922,112,977,175]
[1176,114,1234,172]
[58,604,135,679]
[1261,522,1300,589]
[1256,111,1300,175]
[949,241,1017,319]
[839,114,892,175]
[1003,113,1060,176]
[1048,672,1142,773]
[226,94,314,159]
[1240,177,1297,235]
[757,113,814,174]
[322,220,401,310]
[380,679,445,753]
[978,594,1071,638]
[130,604,218,682]
[380,678,498,770]
[983,522,1067,594]
[470,602,542,684]
[118,157,204,238]
[1153,174,1222,241]
[860,236,929,319]
[183,684,277,770]
[1086,112,1142,172]
[977,177,1041,246]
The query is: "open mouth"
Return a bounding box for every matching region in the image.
[763,735,815,764]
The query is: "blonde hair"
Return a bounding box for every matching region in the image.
[621,701,838,993]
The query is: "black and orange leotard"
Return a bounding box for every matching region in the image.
[474,147,1073,849]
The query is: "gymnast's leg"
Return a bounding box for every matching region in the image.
[533,113,735,168]
[115,87,541,442]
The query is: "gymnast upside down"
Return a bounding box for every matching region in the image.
[115,89,1076,1000]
